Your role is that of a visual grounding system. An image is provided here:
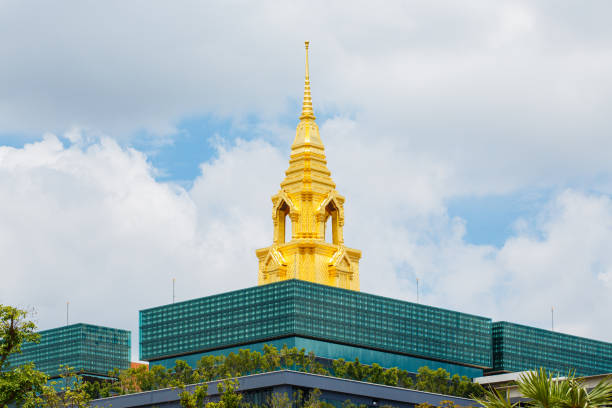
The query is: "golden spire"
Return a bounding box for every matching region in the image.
[300,41,315,120]
[256,41,362,292]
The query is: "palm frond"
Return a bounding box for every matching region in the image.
[517,368,567,408]
[473,387,516,408]
[584,376,612,408]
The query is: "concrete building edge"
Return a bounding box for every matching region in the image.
[92,370,479,408]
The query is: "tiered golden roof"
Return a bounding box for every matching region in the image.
[256,42,362,291]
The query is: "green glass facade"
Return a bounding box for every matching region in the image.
[8,323,130,378]
[140,279,492,376]
[150,336,484,378]
[491,322,612,376]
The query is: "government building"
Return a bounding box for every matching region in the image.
[138,42,612,380]
[8,323,130,381]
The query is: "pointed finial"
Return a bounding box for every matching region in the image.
[300,41,315,120]
[305,41,310,80]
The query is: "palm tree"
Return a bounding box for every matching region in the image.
[517,368,570,408]
[475,368,612,408]
[473,387,516,408]
[560,376,612,408]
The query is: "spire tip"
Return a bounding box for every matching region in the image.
[300,41,315,120]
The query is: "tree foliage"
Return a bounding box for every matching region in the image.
[24,366,91,408]
[0,362,48,407]
[205,379,243,408]
[414,367,484,398]
[416,400,476,408]
[1,305,97,408]
[80,346,482,400]
[178,382,209,408]
[0,305,48,407]
[266,392,292,408]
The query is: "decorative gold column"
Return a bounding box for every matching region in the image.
[256,42,362,291]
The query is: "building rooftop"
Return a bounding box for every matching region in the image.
[93,369,478,408]
[8,323,130,379]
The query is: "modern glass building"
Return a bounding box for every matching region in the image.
[140,279,492,377]
[8,323,131,379]
[491,321,612,376]
[140,280,612,378]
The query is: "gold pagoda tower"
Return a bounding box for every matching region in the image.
[256,42,362,291]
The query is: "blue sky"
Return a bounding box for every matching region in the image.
[447,190,547,247]
[132,116,238,184]
[0,113,546,249]
[1,1,612,359]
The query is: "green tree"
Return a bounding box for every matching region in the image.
[267,392,292,408]
[25,366,91,408]
[196,355,225,382]
[262,345,281,372]
[0,363,48,407]
[279,345,295,370]
[236,349,258,376]
[381,367,400,386]
[517,368,569,408]
[416,401,477,408]
[75,344,482,400]
[310,352,329,375]
[178,383,209,408]
[224,353,241,378]
[0,306,39,368]
[519,368,612,408]
[463,379,484,399]
[294,348,308,372]
[341,400,367,408]
[397,369,414,389]
[332,358,348,378]
[473,387,515,408]
[560,376,612,408]
[172,360,198,386]
[346,359,368,382]
[101,363,173,396]
[416,367,450,395]
[367,363,385,384]
[303,388,334,408]
[447,374,484,399]
[0,305,48,407]
[206,379,242,408]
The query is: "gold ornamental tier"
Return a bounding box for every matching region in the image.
[256,42,362,291]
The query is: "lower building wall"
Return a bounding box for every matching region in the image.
[148,336,484,378]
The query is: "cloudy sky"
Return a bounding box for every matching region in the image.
[2,1,612,361]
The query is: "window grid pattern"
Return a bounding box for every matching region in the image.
[140,280,492,368]
[7,324,130,378]
[491,321,612,376]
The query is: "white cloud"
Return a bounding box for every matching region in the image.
[493,190,612,337]
[0,133,285,359]
[599,271,612,288]
[327,118,612,339]
[1,129,611,363]
[2,1,612,196]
